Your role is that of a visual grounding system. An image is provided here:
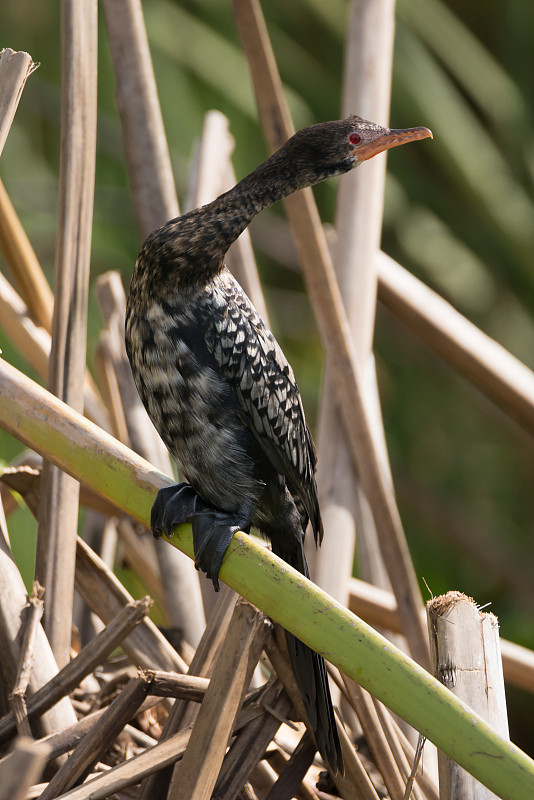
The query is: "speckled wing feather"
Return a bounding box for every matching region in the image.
[199,270,322,543]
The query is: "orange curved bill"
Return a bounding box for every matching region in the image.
[356,126,433,162]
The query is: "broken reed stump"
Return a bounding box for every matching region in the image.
[427,591,510,800]
[0,736,50,800]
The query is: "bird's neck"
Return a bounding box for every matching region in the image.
[138,145,305,292]
[207,146,303,246]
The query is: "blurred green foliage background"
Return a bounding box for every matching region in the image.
[2,0,534,751]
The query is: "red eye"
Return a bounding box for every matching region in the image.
[349,132,361,145]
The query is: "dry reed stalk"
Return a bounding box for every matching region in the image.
[94,337,130,443]
[0,180,54,332]
[232,0,429,669]
[137,592,239,799]
[0,461,122,522]
[377,251,534,437]
[10,581,45,737]
[249,761,279,797]
[75,537,187,674]
[35,726,194,800]
[95,271,205,644]
[315,0,396,602]
[0,48,36,156]
[348,576,534,694]
[0,271,51,379]
[340,677,406,800]
[35,0,98,668]
[0,736,50,800]
[0,273,108,428]
[396,734,438,800]
[167,599,268,799]
[0,496,78,738]
[214,678,294,799]
[39,675,150,799]
[371,701,436,800]
[36,680,205,763]
[101,0,179,239]
[0,180,107,428]
[187,110,235,211]
[427,592,509,800]
[332,714,381,800]
[265,629,311,730]
[263,747,321,800]
[264,732,317,800]
[0,597,151,748]
[144,671,209,701]
[115,519,168,611]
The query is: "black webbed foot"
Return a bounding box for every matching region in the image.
[192,510,251,591]
[151,482,206,538]
[150,482,251,591]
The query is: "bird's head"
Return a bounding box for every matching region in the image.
[280,115,433,188]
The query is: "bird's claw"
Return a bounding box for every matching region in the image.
[150,482,250,591]
[192,512,248,591]
[151,482,205,538]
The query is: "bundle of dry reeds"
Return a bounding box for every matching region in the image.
[1,1,534,799]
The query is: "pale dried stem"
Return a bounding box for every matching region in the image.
[232,0,429,669]
[115,518,167,610]
[372,699,436,800]
[332,712,381,800]
[427,592,509,800]
[0,461,122,522]
[0,736,50,800]
[75,537,187,674]
[0,272,108,430]
[94,337,130,443]
[0,597,151,747]
[0,499,78,738]
[0,179,54,332]
[35,0,98,668]
[265,633,378,800]
[101,0,179,239]
[11,581,45,737]
[377,252,534,437]
[0,48,36,156]
[263,732,317,800]
[138,592,239,799]
[167,599,268,799]
[315,0,396,602]
[31,676,207,763]
[35,726,194,800]
[340,677,406,800]
[39,675,150,800]
[214,678,293,799]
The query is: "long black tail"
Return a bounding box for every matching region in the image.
[271,528,344,776]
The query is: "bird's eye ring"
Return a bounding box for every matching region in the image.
[349,132,361,145]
